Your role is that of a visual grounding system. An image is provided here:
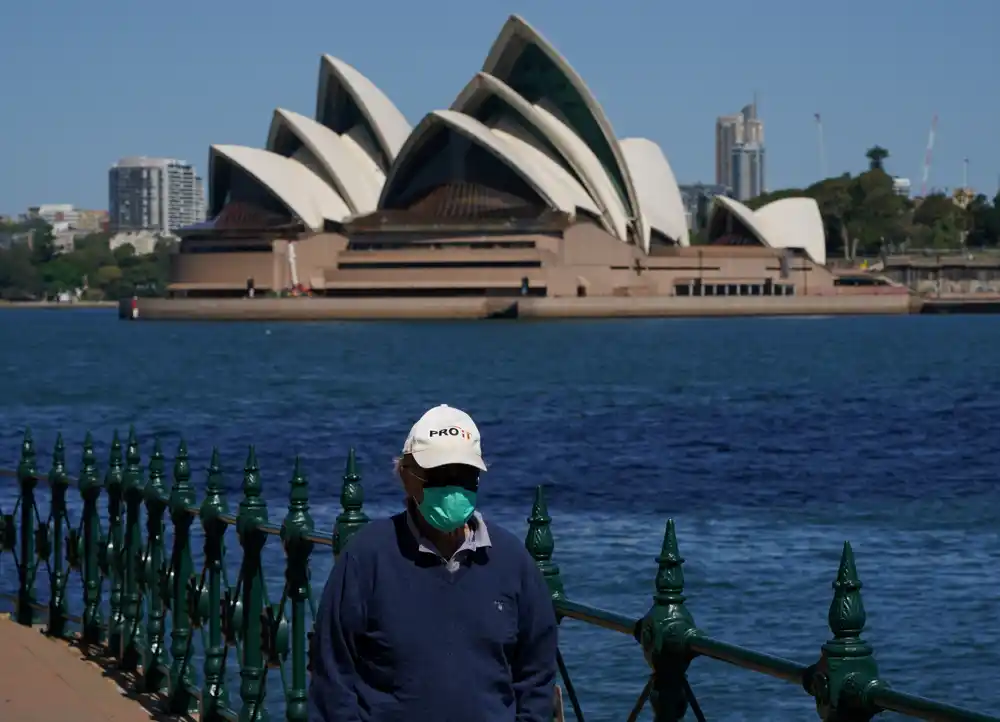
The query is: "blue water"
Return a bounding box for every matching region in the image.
[0,309,998,721]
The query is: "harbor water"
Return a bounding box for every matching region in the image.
[0,308,997,721]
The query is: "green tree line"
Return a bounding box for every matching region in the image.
[0,219,174,301]
[735,146,1000,258]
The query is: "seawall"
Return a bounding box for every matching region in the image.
[127,294,919,321]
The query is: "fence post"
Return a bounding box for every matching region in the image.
[105,431,125,658]
[16,429,37,626]
[237,446,269,722]
[143,439,169,690]
[524,486,587,722]
[524,485,564,600]
[47,435,70,637]
[639,519,697,722]
[812,542,879,721]
[282,457,314,722]
[332,448,368,557]
[200,449,230,720]
[168,439,197,712]
[120,427,144,668]
[79,433,104,643]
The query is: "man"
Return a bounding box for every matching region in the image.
[309,404,559,722]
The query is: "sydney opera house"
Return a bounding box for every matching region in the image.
[168,15,901,311]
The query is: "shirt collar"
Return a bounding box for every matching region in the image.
[405,504,492,559]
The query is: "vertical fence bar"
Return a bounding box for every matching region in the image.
[105,432,126,658]
[16,430,37,626]
[200,449,230,720]
[168,439,196,712]
[120,427,144,668]
[639,520,697,722]
[47,435,70,637]
[237,446,269,722]
[143,439,169,691]
[79,433,104,643]
[281,458,314,722]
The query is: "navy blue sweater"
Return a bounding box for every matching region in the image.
[308,513,558,722]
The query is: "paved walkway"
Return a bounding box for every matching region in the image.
[0,616,157,721]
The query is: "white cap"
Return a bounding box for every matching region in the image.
[403,404,487,471]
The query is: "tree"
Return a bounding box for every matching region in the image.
[0,219,175,300]
[866,146,890,172]
[740,145,1000,260]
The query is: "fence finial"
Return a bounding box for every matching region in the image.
[79,432,104,643]
[814,542,879,720]
[524,485,564,600]
[640,519,696,722]
[333,448,369,556]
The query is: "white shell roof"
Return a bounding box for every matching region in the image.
[316,55,411,170]
[481,15,646,245]
[620,138,690,247]
[210,145,351,231]
[201,15,695,254]
[452,72,623,238]
[266,108,383,215]
[753,198,827,266]
[380,109,585,215]
[711,195,827,265]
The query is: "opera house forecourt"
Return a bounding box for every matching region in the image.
[145,15,915,321]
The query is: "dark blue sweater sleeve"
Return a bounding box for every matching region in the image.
[512,559,559,722]
[308,551,365,722]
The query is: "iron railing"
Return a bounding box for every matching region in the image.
[0,428,996,721]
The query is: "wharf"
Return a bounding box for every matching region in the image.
[124,293,918,321]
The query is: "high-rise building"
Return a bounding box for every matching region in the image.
[731,143,766,202]
[108,157,207,233]
[715,101,766,201]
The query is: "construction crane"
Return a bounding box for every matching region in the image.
[814,113,827,179]
[920,114,938,196]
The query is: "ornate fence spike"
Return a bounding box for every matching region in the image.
[142,437,169,690]
[524,485,565,600]
[120,426,144,669]
[105,430,126,655]
[19,427,36,476]
[79,432,104,643]
[333,448,369,557]
[639,519,697,722]
[50,434,67,478]
[814,542,880,721]
[167,437,197,713]
[16,428,38,625]
[200,446,230,719]
[283,455,315,722]
[237,444,270,722]
[46,434,70,637]
[204,448,226,514]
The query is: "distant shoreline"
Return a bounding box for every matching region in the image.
[0,301,117,310]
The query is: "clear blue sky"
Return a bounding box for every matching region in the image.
[2,0,997,214]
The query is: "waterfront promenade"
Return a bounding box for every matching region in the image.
[0,617,155,721]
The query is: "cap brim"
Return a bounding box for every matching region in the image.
[412,448,487,472]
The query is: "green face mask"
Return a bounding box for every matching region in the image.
[418,486,477,532]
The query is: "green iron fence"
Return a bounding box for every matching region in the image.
[0,428,997,722]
